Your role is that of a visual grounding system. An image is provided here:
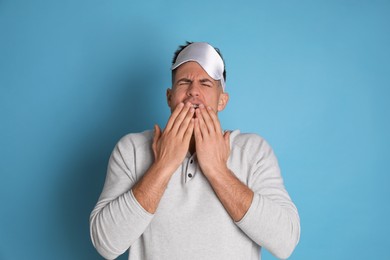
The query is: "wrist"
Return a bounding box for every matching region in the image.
[152,159,180,177]
[201,163,229,179]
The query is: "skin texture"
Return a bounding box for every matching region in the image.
[132,61,253,221]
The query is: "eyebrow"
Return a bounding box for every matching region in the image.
[176,77,214,85]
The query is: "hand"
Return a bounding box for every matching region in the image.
[152,102,195,174]
[194,104,231,176]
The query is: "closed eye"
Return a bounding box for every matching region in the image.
[200,79,213,88]
[177,79,192,85]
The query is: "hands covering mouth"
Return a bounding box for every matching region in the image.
[190,103,204,118]
[183,98,203,110]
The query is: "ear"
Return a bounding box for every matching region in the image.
[166,88,173,108]
[217,92,229,112]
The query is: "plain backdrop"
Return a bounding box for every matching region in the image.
[1,0,389,259]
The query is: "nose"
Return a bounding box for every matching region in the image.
[186,82,200,97]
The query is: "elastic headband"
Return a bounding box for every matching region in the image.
[171,42,225,91]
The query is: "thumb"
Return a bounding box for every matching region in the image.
[224,130,231,145]
[153,124,161,142]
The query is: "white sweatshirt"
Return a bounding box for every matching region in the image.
[90,130,300,259]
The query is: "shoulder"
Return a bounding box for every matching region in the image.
[229,129,276,162]
[116,130,154,151]
[230,130,271,151]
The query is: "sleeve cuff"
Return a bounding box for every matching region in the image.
[129,189,154,218]
[235,192,259,226]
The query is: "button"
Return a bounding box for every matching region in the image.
[188,173,193,178]
[190,159,193,164]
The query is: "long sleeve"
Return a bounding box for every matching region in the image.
[233,134,300,259]
[89,133,154,259]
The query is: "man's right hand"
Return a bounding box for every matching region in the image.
[132,102,194,214]
[152,102,195,174]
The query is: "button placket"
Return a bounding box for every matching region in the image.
[185,155,197,183]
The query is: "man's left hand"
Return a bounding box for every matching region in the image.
[194,104,231,176]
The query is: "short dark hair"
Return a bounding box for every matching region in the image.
[171,41,227,84]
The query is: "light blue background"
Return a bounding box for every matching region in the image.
[1,0,389,259]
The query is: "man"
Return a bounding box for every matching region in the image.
[90,42,300,259]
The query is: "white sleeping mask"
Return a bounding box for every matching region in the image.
[171,42,225,91]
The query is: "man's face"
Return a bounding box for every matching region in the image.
[167,61,228,113]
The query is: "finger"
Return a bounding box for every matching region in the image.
[152,124,161,157]
[171,102,192,133]
[153,124,161,144]
[206,106,222,134]
[183,118,195,143]
[194,118,203,142]
[177,106,195,138]
[224,130,231,148]
[195,107,209,136]
[199,105,215,134]
[164,102,185,131]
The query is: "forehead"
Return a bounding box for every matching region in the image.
[173,61,214,81]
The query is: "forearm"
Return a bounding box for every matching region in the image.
[204,165,299,259]
[205,166,254,222]
[90,189,154,259]
[132,162,175,214]
[132,103,194,213]
[90,161,174,258]
[235,193,300,259]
